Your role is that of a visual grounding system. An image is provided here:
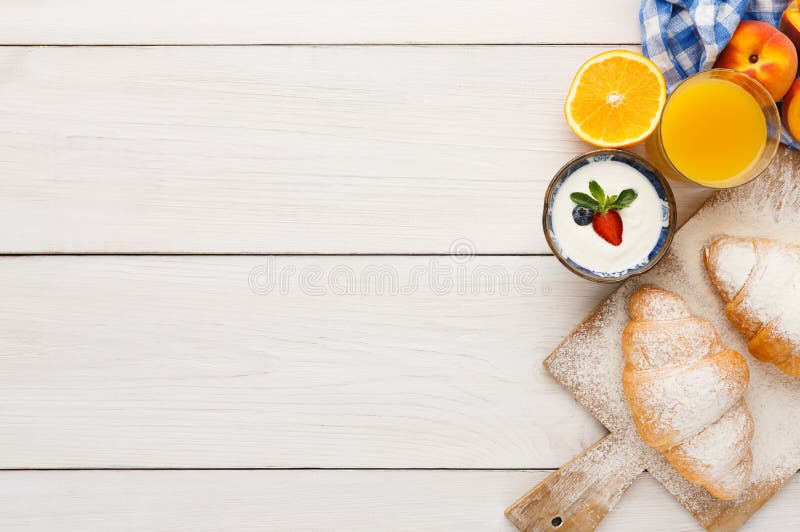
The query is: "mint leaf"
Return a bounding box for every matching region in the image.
[570,192,601,211]
[588,180,605,204]
[609,189,638,210]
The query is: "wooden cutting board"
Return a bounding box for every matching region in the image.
[506,146,800,531]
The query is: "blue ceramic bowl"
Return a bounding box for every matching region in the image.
[542,149,676,283]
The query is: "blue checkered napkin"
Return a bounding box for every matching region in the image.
[640,0,799,148]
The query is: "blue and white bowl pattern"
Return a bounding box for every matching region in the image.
[544,150,675,281]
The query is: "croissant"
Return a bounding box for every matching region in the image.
[621,287,753,500]
[705,237,800,377]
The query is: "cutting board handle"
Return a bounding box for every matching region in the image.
[505,433,646,532]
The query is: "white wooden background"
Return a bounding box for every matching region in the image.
[0,2,793,530]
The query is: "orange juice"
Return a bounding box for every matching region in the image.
[659,77,767,187]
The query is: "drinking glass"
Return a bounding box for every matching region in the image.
[645,69,780,189]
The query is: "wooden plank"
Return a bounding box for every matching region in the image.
[0,45,710,254]
[0,255,610,468]
[0,470,797,531]
[0,1,640,45]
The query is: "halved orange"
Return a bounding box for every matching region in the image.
[565,50,667,148]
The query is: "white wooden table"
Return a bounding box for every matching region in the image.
[1,2,798,530]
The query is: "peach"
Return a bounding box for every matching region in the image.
[782,77,800,141]
[714,20,798,101]
[779,1,800,56]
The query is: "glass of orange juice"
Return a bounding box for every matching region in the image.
[646,69,780,188]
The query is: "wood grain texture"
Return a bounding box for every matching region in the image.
[0,45,711,254]
[0,470,797,531]
[0,255,612,468]
[506,433,647,532]
[0,1,640,45]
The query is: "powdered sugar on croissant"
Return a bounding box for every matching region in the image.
[622,287,753,500]
[705,237,800,377]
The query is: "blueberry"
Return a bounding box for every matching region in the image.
[572,205,595,226]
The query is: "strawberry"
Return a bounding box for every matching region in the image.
[592,210,623,246]
[569,180,638,246]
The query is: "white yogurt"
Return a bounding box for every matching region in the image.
[550,160,668,275]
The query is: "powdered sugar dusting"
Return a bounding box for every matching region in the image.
[630,355,747,447]
[544,147,800,526]
[670,401,752,477]
[737,241,800,345]
[663,153,800,487]
[624,317,719,370]
[706,238,756,301]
